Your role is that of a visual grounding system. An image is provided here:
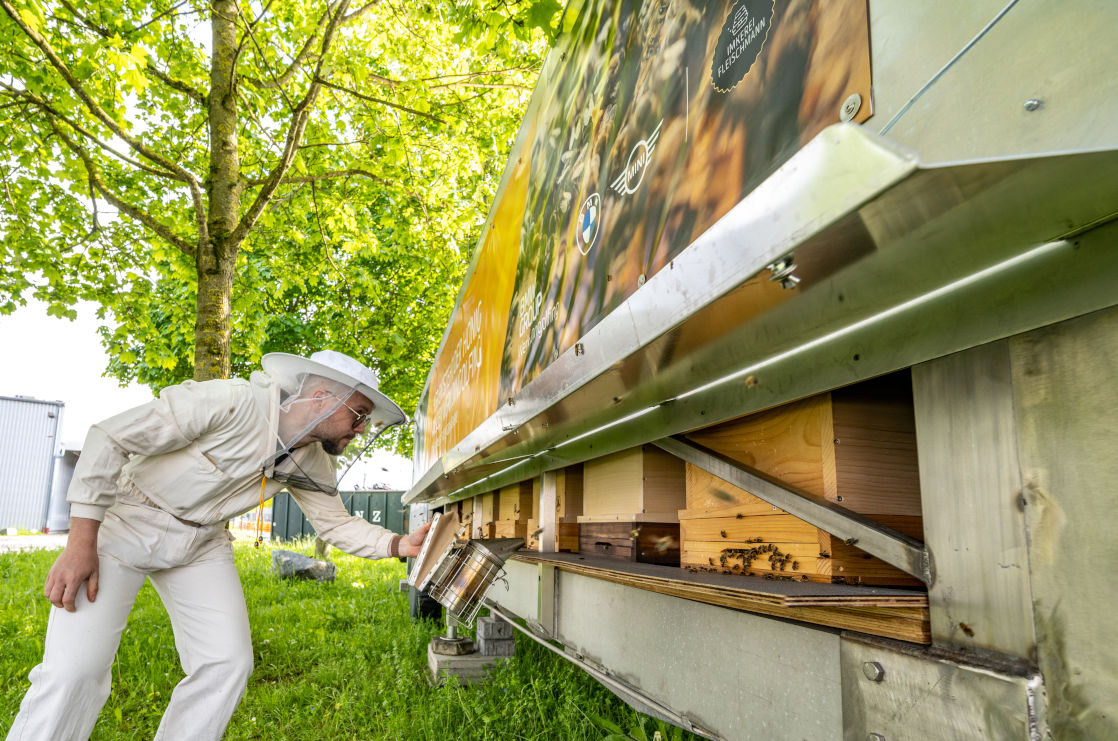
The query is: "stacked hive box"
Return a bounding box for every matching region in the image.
[494,480,535,540]
[578,445,685,565]
[679,372,924,587]
[463,466,582,551]
[551,465,582,552]
[471,491,497,540]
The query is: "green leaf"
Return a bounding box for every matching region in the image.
[590,714,627,736]
[526,0,562,33]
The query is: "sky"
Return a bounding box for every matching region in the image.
[0,301,415,491]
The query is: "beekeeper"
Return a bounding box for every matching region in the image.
[7,350,431,741]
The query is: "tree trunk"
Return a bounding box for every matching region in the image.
[194,250,236,380]
[195,0,242,381]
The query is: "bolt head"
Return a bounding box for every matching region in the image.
[863,661,885,681]
[840,93,863,122]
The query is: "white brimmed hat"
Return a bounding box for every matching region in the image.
[261,350,407,427]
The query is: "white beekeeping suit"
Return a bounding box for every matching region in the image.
[7,350,418,741]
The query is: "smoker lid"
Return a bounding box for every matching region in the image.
[471,538,525,564]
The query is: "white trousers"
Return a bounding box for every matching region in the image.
[6,498,254,741]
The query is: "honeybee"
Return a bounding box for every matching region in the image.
[720,530,728,538]
[712,488,736,502]
[654,536,675,553]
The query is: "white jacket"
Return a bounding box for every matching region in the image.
[67,371,398,559]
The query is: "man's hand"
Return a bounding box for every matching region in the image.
[396,521,432,558]
[44,517,101,612]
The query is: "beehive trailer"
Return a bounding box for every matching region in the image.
[404,2,1118,738]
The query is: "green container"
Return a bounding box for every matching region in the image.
[271,490,406,542]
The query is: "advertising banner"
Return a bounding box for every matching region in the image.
[416,0,871,474]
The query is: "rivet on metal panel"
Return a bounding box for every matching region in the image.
[1023,98,1043,112]
[862,661,885,681]
[840,93,862,122]
[637,273,646,287]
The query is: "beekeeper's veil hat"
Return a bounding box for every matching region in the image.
[262,349,407,431]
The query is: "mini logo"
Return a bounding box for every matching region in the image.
[610,119,663,196]
[575,192,601,255]
[711,0,774,93]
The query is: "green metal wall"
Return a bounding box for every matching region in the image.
[271,490,407,541]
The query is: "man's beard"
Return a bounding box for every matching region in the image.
[321,438,348,456]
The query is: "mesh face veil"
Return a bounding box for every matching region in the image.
[263,372,397,496]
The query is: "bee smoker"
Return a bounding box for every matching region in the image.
[409,512,523,655]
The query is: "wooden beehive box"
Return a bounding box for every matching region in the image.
[494,479,535,542]
[679,372,924,587]
[579,522,682,565]
[472,492,497,539]
[579,445,685,523]
[553,466,582,552]
[578,446,685,564]
[449,499,473,540]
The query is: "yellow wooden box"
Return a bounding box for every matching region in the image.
[579,444,686,524]
[679,373,923,587]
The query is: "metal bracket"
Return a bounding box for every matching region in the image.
[652,436,934,585]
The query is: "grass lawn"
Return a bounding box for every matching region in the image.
[1,538,699,740]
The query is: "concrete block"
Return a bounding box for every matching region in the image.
[478,636,516,657]
[476,615,513,640]
[427,643,507,685]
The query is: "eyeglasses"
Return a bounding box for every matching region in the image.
[331,395,375,429]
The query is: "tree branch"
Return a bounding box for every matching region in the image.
[0,82,185,183]
[56,0,207,104]
[240,1,333,93]
[414,64,541,83]
[49,122,196,257]
[230,0,351,245]
[342,1,382,23]
[318,79,445,123]
[299,136,374,149]
[0,0,205,189]
[428,80,531,91]
[246,168,389,186]
[310,178,352,288]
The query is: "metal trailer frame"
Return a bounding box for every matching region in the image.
[407,2,1118,738]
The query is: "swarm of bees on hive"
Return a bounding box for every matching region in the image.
[689,538,810,582]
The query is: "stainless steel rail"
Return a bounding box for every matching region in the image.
[485,604,719,740]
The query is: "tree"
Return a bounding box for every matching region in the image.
[0,0,558,455]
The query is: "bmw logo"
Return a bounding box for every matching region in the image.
[575,192,601,255]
